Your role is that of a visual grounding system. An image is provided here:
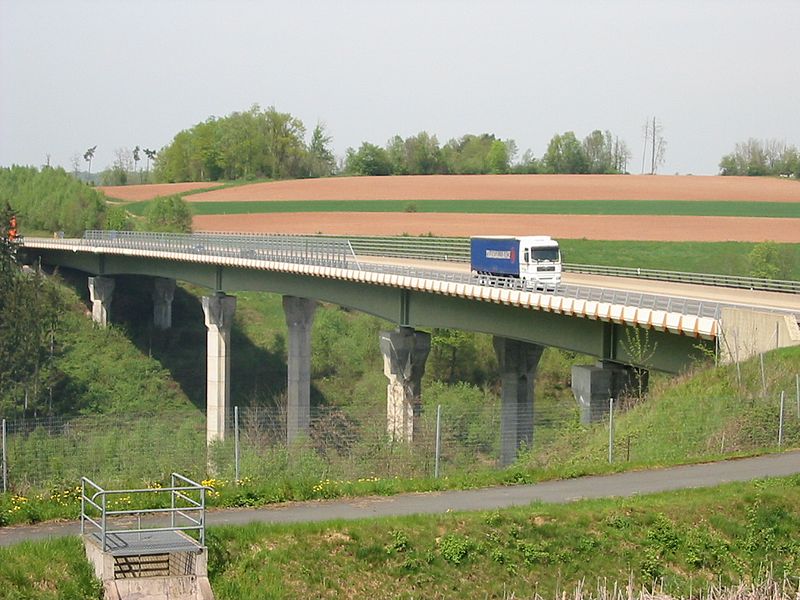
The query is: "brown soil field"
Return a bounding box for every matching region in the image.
[100,182,224,201]
[187,174,800,203]
[193,213,800,243]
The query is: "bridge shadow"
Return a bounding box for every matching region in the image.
[55,270,322,413]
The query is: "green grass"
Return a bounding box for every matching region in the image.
[124,198,800,218]
[203,476,800,599]
[559,239,800,278]
[0,536,102,599]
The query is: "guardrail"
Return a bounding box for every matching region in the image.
[565,263,800,295]
[324,235,800,294]
[81,472,207,552]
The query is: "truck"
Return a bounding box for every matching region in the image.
[470,235,561,289]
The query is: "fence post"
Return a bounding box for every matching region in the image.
[434,405,441,479]
[796,374,799,419]
[1,418,6,494]
[234,406,240,483]
[608,398,614,464]
[760,354,767,397]
[778,392,785,448]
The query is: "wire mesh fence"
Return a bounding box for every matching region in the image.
[2,380,799,495]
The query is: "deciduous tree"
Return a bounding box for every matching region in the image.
[486,140,510,174]
[307,123,336,178]
[344,142,392,176]
[544,132,587,174]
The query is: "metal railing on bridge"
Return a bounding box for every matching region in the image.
[83,230,359,270]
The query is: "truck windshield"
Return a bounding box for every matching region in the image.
[531,247,560,262]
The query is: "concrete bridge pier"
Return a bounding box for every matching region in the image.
[202,293,236,445]
[283,296,317,445]
[380,327,431,443]
[152,277,176,330]
[571,361,645,424]
[88,276,115,327]
[493,337,544,467]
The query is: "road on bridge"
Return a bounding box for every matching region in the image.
[367,255,800,313]
[2,451,799,547]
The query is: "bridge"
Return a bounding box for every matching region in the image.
[19,231,800,465]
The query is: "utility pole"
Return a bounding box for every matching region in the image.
[651,116,657,175]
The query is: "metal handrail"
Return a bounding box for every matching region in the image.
[80,473,208,552]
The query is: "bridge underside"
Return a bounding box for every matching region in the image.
[30,249,713,373]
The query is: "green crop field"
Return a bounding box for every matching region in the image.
[123,199,800,218]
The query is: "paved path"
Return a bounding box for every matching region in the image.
[2,451,799,547]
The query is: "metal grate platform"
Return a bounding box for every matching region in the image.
[86,529,202,557]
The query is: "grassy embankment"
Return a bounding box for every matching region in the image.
[2,475,798,599]
[2,259,798,527]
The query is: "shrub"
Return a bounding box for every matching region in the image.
[747,241,791,280]
[439,534,472,564]
[142,194,192,233]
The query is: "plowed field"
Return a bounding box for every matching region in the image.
[192,212,800,242]
[187,174,800,202]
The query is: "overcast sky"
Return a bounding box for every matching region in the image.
[1,0,799,176]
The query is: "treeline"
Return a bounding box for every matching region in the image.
[153,104,632,182]
[0,166,106,236]
[0,166,192,236]
[344,129,631,176]
[155,104,335,182]
[719,139,800,177]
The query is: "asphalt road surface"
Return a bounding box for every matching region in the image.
[2,451,799,547]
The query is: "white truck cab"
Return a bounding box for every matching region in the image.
[517,235,561,288]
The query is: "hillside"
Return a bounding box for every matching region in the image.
[104,174,800,240]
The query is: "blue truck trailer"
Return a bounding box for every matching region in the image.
[470,235,561,288]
